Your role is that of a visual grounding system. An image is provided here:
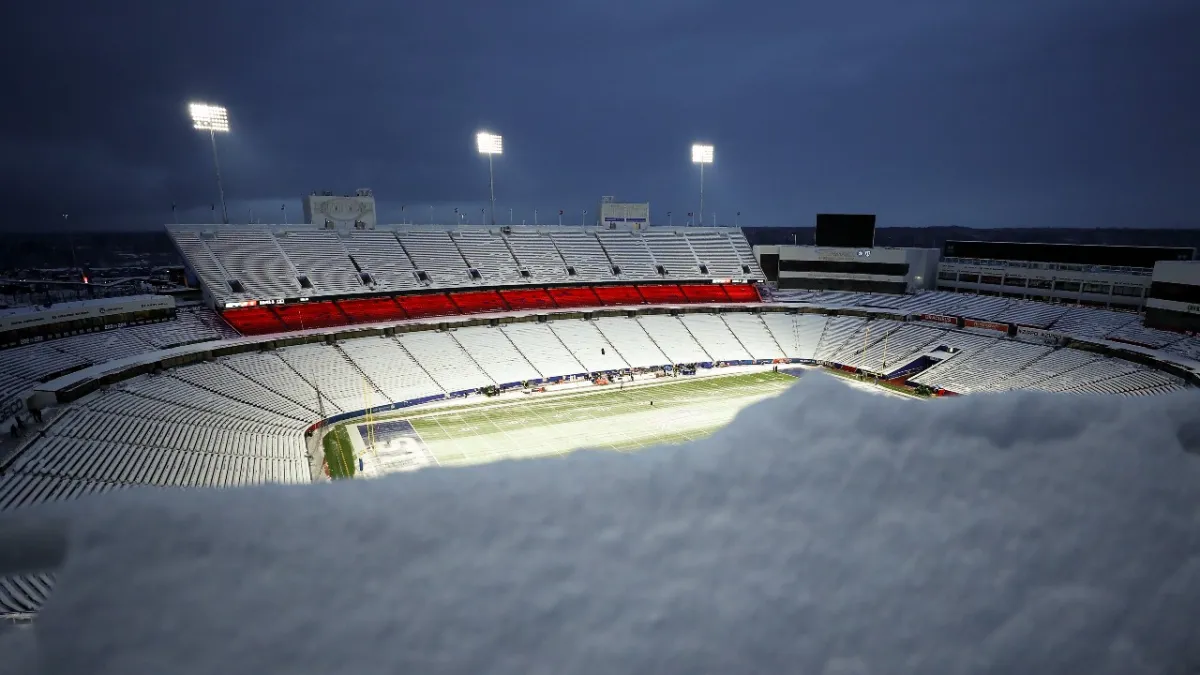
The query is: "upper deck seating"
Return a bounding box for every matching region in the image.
[642,231,700,277]
[395,231,470,287]
[450,230,525,285]
[549,231,615,282]
[505,231,570,282]
[274,230,364,296]
[205,230,301,300]
[341,231,422,293]
[596,231,659,280]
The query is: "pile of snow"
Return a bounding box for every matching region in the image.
[6,372,1200,674]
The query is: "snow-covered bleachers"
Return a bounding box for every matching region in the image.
[854,294,911,311]
[942,295,1011,321]
[168,230,237,303]
[914,341,1053,394]
[451,325,542,385]
[504,232,569,282]
[642,231,700,277]
[1064,369,1185,396]
[0,342,88,384]
[275,230,363,296]
[52,329,157,364]
[205,230,301,300]
[501,323,586,377]
[127,309,225,348]
[1028,357,1142,393]
[221,352,322,415]
[596,231,659,280]
[1050,306,1138,339]
[990,348,1104,392]
[728,233,762,277]
[1104,322,1188,349]
[548,232,614,282]
[994,300,1069,328]
[761,313,828,361]
[120,375,304,428]
[1163,336,1200,362]
[395,231,470,286]
[593,317,670,368]
[341,230,421,292]
[719,314,785,360]
[276,343,381,414]
[828,320,904,366]
[812,317,868,362]
[547,320,629,372]
[677,314,752,362]
[396,330,493,393]
[683,231,742,278]
[170,362,313,422]
[842,324,947,374]
[337,337,442,403]
[450,230,524,285]
[895,291,966,315]
[636,315,712,363]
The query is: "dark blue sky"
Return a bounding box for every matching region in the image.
[5,0,1198,230]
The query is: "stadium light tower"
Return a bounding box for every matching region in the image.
[691,143,714,226]
[476,131,503,226]
[190,103,230,225]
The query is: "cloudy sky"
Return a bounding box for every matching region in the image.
[5,0,1198,230]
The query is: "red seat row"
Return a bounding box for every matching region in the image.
[398,293,460,319]
[499,289,556,310]
[593,285,644,306]
[220,283,762,335]
[336,297,405,323]
[450,290,508,314]
[547,287,601,308]
[220,306,286,335]
[275,302,349,331]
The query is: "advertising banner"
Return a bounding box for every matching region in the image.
[920,314,958,326]
[1015,326,1059,344]
[964,318,1009,333]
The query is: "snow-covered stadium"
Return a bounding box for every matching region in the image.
[1,220,1199,628]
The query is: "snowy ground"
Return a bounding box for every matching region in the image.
[350,371,794,475]
[5,372,1200,674]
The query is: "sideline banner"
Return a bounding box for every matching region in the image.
[964,318,1009,333]
[1016,326,1059,344]
[920,314,958,326]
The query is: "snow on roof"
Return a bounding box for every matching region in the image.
[8,372,1200,674]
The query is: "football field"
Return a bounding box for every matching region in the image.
[346,371,797,475]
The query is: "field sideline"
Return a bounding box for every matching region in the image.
[335,370,798,476]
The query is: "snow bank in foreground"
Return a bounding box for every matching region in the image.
[13,373,1200,674]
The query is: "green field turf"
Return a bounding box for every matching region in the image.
[379,370,797,468]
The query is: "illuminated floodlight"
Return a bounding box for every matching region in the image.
[691,143,714,225]
[190,103,230,133]
[189,102,230,224]
[476,132,503,155]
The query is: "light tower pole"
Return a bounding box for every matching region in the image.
[691,143,713,227]
[476,132,503,226]
[190,103,231,225]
